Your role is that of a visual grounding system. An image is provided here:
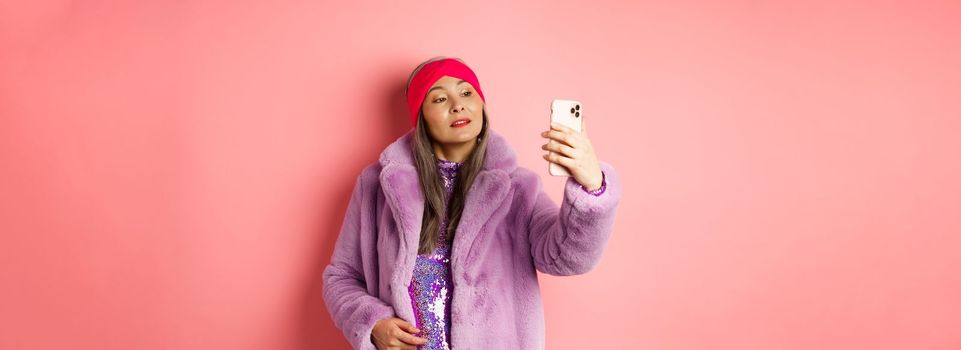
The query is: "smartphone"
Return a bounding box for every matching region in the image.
[548,99,583,177]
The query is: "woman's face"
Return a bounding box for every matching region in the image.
[421,75,484,145]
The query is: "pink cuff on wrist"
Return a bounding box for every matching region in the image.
[580,171,607,196]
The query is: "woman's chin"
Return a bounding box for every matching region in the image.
[437,133,477,146]
[445,127,480,141]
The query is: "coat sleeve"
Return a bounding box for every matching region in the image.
[528,161,622,276]
[322,171,396,349]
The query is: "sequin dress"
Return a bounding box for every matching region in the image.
[407,158,460,350]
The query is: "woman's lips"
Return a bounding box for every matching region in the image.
[450,118,471,128]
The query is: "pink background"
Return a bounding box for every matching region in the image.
[2,0,960,349]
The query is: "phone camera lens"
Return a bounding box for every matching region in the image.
[575,112,580,117]
[570,107,575,113]
[575,105,580,110]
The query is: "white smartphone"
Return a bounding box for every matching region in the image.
[548,99,583,177]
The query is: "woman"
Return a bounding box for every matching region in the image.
[322,56,622,349]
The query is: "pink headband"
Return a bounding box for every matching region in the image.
[405,58,486,127]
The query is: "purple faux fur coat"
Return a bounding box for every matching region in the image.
[322,128,621,349]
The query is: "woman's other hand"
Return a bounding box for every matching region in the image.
[371,317,427,350]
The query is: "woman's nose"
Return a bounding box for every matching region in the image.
[450,101,465,113]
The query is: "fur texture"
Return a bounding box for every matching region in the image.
[322,128,622,349]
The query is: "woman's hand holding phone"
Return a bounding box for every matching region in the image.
[541,117,604,191]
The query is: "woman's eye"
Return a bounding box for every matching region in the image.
[463,91,472,96]
[433,97,446,103]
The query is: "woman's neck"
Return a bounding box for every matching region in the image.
[432,139,476,163]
